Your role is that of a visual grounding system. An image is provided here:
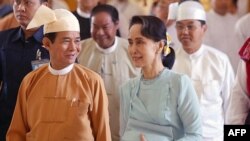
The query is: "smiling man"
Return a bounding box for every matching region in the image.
[78,4,139,141]
[6,5,111,141]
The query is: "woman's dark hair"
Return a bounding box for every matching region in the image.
[129,15,175,69]
[91,4,119,23]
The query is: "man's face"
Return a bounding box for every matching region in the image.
[91,11,118,49]
[43,31,81,70]
[211,0,229,15]
[13,0,47,29]
[176,20,206,54]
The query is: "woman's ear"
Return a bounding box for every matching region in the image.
[158,40,165,53]
[42,37,50,51]
[155,40,164,54]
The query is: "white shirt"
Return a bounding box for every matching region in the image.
[237,0,249,17]
[204,10,240,72]
[172,44,235,140]
[226,60,250,124]
[78,36,140,141]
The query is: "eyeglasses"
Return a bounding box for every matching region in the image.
[175,24,198,32]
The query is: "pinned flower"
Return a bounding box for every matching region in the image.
[163,32,172,56]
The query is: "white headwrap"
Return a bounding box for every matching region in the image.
[168,1,206,21]
[27,5,80,34]
[168,2,178,20]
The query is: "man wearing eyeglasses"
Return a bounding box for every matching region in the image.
[172,1,234,141]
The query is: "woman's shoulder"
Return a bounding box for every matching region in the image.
[163,69,190,82]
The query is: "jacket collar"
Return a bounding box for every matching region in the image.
[12,26,43,43]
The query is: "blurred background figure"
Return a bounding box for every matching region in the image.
[109,0,146,38]
[237,0,250,17]
[203,0,239,72]
[234,0,250,49]
[228,0,238,15]
[49,0,69,10]
[0,0,12,18]
[73,0,99,40]
[64,0,77,11]
[153,0,181,50]
[200,0,212,11]
[226,38,250,125]
[235,12,250,47]
[0,0,17,31]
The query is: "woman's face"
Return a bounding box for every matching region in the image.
[128,24,160,68]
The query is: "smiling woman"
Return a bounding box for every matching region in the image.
[120,15,202,141]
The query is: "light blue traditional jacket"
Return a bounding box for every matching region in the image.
[120,69,202,141]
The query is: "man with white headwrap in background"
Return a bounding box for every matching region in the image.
[172,1,235,141]
[6,5,111,141]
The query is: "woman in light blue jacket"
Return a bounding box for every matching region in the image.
[120,15,202,141]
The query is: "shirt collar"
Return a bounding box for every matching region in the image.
[189,45,204,59]
[48,63,74,75]
[12,26,44,43]
[95,36,118,54]
[77,8,91,18]
[179,44,204,59]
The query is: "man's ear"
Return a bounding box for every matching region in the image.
[42,37,51,50]
[202,24,207,32]
[115,20,119,30]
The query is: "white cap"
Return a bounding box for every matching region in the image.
[27,5,80,34]
[176,1,206,21]
[168,2,178,20]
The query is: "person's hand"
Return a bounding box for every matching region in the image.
[140,134,147,141]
